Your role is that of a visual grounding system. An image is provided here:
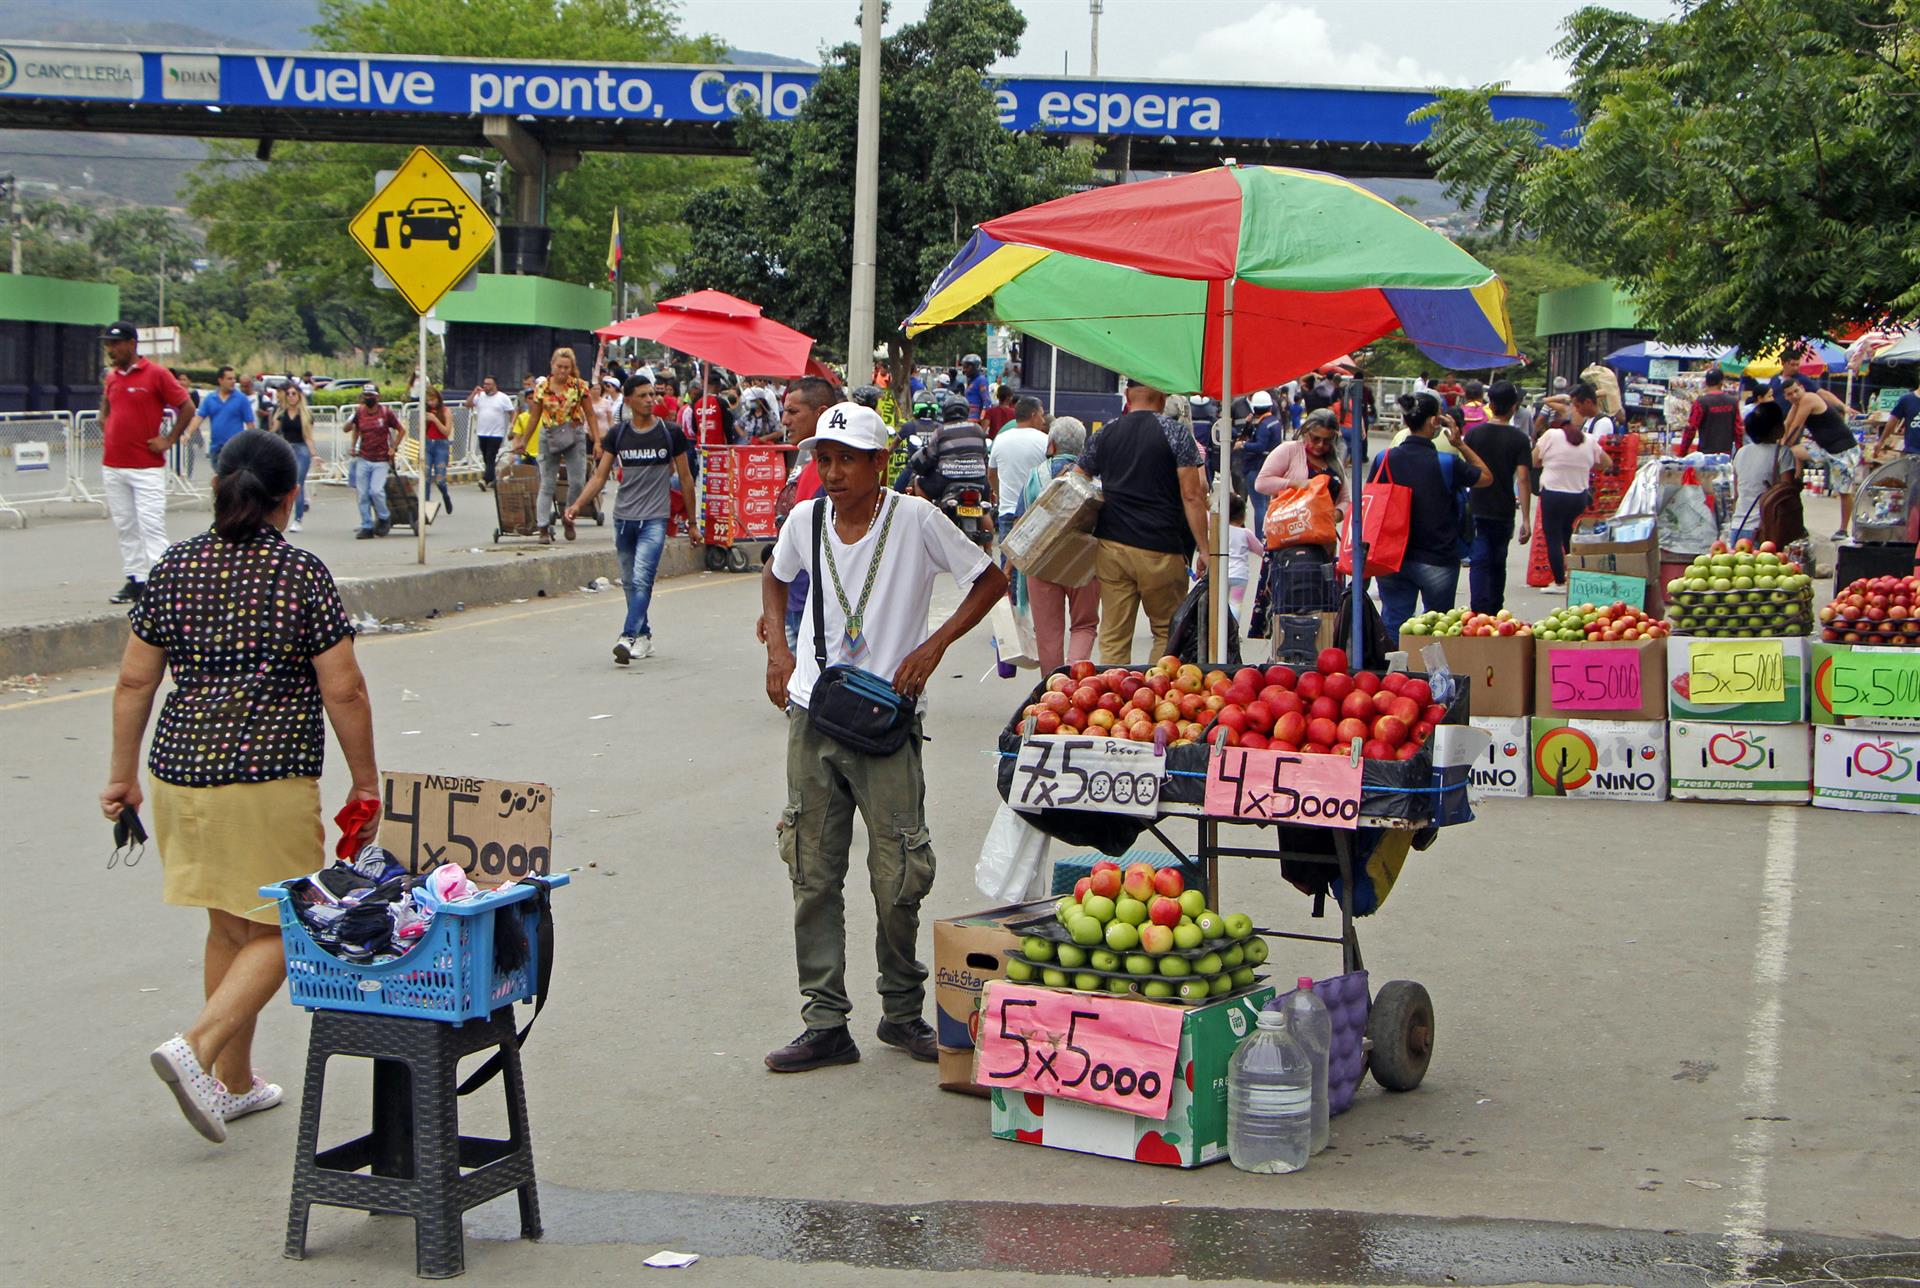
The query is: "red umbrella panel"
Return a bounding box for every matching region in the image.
[597,300,814,377]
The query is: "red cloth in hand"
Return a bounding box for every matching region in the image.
[333,798,381,859]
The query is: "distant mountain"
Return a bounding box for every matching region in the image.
[726,48,815,68]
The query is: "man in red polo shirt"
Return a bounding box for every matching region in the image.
[101,320,194,603]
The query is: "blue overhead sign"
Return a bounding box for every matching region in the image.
[0,41,1577,146]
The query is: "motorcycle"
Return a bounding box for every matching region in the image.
[937,479,994,548]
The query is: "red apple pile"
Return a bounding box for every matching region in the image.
[1820,574,1920,646]
[1018,655,1221,746]
[1197,646,1444,760]
[1530,601,1669,642]
[1457,609,1533,637]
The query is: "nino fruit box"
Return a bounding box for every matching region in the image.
[989,986,1275,1168]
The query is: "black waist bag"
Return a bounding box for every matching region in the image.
[807,498,916,756]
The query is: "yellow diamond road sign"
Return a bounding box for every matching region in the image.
[348,146,495,315]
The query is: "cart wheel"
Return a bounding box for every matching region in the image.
[704,545,728,572]
[594,511,604,526]
[726,546,752,573]
[1367,980,1434,1092]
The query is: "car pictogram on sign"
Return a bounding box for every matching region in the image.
[397,197,462,250]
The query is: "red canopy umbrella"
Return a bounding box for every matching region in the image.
[597,290,814,377]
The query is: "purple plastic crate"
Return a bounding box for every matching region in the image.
[1269,970,1369,1116]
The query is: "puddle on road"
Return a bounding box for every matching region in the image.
[469,1183,1920,1285]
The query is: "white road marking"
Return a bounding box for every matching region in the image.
[1723,806,1799,1274]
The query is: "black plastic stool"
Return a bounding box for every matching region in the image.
[284,1007,540,1279]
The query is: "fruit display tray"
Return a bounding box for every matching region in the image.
[1005,912,1263,961]
[1004,951,1269,1006]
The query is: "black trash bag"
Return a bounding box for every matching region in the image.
[1331,583,1394,672]
[1166,573,1241,668]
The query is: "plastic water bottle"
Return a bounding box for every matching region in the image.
[1283,978,1334,1154]
[1227,1009,1312,1174]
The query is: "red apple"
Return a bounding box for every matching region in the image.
[1413,720,1433,740]
[1424,703,1447,726]
[1317,646,1349,675]
[1034,710,1061,734]
[1340,690,1375,721]
[1069,660,1097,682]
[1148,896,1182,928]
[1226,682,1259,707]
[1147,674,1173,696]
[1244,700,1276,734]
[1270,739,1301,753]
[1273,711,1308,745]
[1096,692,1123,714]
[1072,685,1099,711]
[1216,705,1249,735]
[1121,863,1156,902]
[1296,672,1325,702]
[1264,664,1297,689]
[1362,738,1394,760]
[1309,695,1339,722]
[1380,672,1408,696]
[1257,685,1290,709]
[1336,717,1370,745]
[1307,716,1339,746]
[1241,731,1270,750]
[1063,706,1088,729]
[1089,867,1123,900]
[1304,742,1333,756]
[1372,714,1409,746]
[1353,670,1381,695]
[1400,677,1432,707]
[1092,859,1121,875]
[1075,876,1093,900]
[1322,672,1354,703]
[1234,667,1265,689]
[1395,741,1421,760]
[1270,690,1304,716]
[1389,695,1421,726]
[1046,674,1073,694]
[1151,867,1185,899]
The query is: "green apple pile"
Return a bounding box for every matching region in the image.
[1003,859,1268,1003]
[1397,607,1469,638]
[1665,540,1813,638]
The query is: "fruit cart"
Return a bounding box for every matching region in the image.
[697,443,792,572]
[996,652,1485,1099]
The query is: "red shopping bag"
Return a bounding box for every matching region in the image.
[1335,453,1411,577]
[1263,474,1338,549]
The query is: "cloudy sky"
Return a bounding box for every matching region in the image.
[699,0,1679,92]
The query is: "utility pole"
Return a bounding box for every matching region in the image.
[158,248,166,326]
[3,174,19,274]
[1089,0,1103,77]
[846,0,883,386]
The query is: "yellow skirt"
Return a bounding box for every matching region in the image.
[151,776,325,924]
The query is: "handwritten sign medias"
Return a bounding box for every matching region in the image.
[380,772,552,886]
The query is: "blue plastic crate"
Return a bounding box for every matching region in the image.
[260,874,568,1023]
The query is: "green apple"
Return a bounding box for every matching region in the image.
[1158,955,1191,977]
[1080,894,1116,924]
[1106,977,1132,995]
[1172,923,1204,950]
[1005,958,1035,982]
[1068,916,1104,945]
[1230,966,1257,987]
[1057,943,1089,969]
[1193,951,1224,977]
[1042,968,1070,987]
[1073,972,1103,992]
[1193,911,1226,939]
[1104,920,1141,952]
[1141,980,1175,999]
[1019,935,1055,963]
[1220,944,1246,969]
[1177,978,1211,1001]
[1177,889,1207,919]
[1242,936,1269,965]
[1209,973,1233,996]
[1114,896,1149,926]
[1055,895,1079,924]
[1090,948,1121,972]
[1124,953,1155,976]
[1223,912,1254,940]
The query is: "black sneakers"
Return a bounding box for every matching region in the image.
[355,528,375,540]
[108,578,142,604]
[875,1017,939,1063]
[765,1026,861,1073]
[374,518,393,537]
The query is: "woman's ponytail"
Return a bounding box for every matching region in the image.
[211,429,297,542]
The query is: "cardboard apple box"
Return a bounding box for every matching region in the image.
[1666,637,1809,724]
[1810,643,1920,732]
[1426,633,1534,717]
[1669,721,1812,803]
[1529,717,1669,801]
[1812,727,1920,816]
[1467,715,1531,800]
[1533,637,1667,722]
[932,899,1055,1097]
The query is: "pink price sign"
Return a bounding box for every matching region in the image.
[1203,745,1364,828]
[1548,646,1644,711]
[976,980,1185,1119]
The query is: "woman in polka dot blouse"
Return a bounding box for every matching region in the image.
[101,430,384,1145]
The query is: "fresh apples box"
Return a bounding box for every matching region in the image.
[1810,643,1920,732]
[1528,718,1669,801]
[1669,721,1812,804]
[1532,637,1668,723]
[989,986,1276,1168]
[1422,629,1535,718]
[1812,727,1920,816]
[1666,637,1809,724]
[1467,715,1531,800]
[934,898,1057,1097]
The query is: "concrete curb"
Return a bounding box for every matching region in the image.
[0,540,717,678]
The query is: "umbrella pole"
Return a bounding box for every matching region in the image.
[1347,380,1367,667]
[1209,278,1234,665]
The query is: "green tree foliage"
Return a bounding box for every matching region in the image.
[669,0,1092,377]
[1412,0,1920,348]
[184,0,735,360]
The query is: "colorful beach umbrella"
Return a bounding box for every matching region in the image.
[1716,339,1847,378]
[1600,340,1723,376]
[903,164,1519,398]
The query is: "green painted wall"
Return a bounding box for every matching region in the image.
[0,273,119,326]
[434,274,610,331]
[1535,281,1643,337]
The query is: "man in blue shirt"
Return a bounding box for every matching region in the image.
[961,354,990,418]
[1367,392,1495,644]
[187,365,255,468]
[1880,372,1920,456]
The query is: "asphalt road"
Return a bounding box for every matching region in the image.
[1,569,1915,1287]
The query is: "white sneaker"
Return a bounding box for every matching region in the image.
[151,1035,228,1143]
[633,634,655,659]
[288,519,303,533]
[612,636,633,665]
[219,1074,285,1122]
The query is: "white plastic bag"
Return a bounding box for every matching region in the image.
[1613,460,1663,522]
[989,598,1040,670]
[975,801,1051,903]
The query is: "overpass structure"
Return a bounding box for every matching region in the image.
[0,40,1574,182]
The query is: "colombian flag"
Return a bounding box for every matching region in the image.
[606,207,622,281]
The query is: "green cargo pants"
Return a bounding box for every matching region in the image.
[778,706,937,1031]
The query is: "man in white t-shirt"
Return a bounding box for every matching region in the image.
[760,402,1007,1074]
[987,395,1049,547]
[467,376,517,489]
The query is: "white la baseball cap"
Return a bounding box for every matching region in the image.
[813,402,889,452]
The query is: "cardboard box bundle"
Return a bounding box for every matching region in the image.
[1810,643,1920,733]
[1529,717,1669,801]
[1468,715,1531,800]
[933,900,1054,1096]
[1425,634,1534,719]
[989,986,1276,1168]
[1533,637,1668,723]
[1670,721,1812,803]
[1813,727,1920,815]
[1569,516,1663,615]
[1003,471,1100,587]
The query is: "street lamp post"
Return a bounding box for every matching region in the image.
[456,154,507,275]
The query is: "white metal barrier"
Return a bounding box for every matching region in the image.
[0,410,74,522]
